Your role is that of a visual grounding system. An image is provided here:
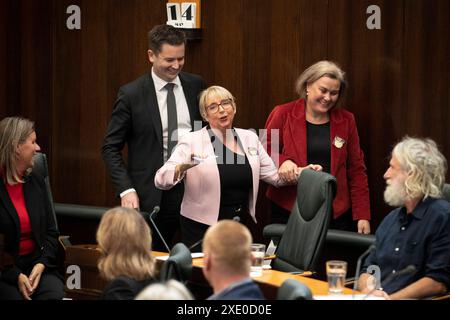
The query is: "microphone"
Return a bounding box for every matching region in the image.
[353,244,376,294]
[148,206,171,253]
[362,265,416,299]
[188,238,203,252]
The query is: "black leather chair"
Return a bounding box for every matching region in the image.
[319,229,375,282]
[443,183,450,202]
[159,243,193,283]
[277,279,313,300]
[33,153,59,231]
[264,169,337,274]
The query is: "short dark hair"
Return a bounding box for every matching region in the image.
[147,24,186,54]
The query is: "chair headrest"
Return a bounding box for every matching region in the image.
[32,153,48,178]
[297,169,336,221]
[443,183,450,202]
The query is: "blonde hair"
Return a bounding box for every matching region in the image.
[97,207,155,281]
[203,220,252,275]
[0,117,35,184]
[393,136,447,200]
[295,60,346,104]
[135,280,194,300]
[198,86,236,121]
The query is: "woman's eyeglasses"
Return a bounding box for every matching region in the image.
[206,98,233,113]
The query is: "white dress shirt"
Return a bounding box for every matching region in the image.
[152,68,192,162]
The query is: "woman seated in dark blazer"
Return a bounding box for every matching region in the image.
[0,117,64,300]
[97,207,157,300]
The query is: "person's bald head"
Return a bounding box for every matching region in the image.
[203,220,253,275]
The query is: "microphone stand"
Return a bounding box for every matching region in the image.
[352,244,376,298]
[148,206,171,253]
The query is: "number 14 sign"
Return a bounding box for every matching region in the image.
[167,0,201,29]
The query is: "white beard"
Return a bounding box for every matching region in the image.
[384,179,407,207]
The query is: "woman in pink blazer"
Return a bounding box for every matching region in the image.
[155,86,317,250]
[264,61,371,234]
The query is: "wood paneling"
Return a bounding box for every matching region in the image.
[0,0,52,151]
[327,0,405,226]
[51,0,167,205]
[1,0,449,238]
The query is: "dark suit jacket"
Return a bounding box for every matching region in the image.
[265,98,371,220]
[102,72,205,213]
[0,172,59,284]
[101,276,154,300]
[208,278,265,300]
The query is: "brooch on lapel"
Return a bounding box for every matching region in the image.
[333,136,346,149]
[247,147,258,156]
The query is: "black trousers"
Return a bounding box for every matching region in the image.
[151,183,184,252]
[0,271,64,300]
[0,252,64,300]
[180,204,248,252]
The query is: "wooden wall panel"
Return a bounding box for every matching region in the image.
[20,0,53,158]
[2,0,449,237]
[0,0,20,118]
[52,0,82,204]
[403,0,450,158]
[327,0,405,226]
[51,0,167,205]
[0,0,10,118]
[0,0,52,151]
[78,0,108,205]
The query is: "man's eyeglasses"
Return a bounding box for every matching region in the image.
[206,98,234,114]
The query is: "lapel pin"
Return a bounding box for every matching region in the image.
[333,136,346,149]
[248,147,258,156]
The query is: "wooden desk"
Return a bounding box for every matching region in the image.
[64,245,353,299]
[190,254,353,297]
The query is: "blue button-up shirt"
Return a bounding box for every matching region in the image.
[362,197,450,294]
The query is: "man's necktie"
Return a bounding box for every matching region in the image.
[165,83,178,156]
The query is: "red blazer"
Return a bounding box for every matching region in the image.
[264,99,371,220]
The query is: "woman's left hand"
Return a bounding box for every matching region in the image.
[357,220,371,234]
[29,263,45,292]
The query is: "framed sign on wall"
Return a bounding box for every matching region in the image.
[166,0,202,39]
[167,1,201,28]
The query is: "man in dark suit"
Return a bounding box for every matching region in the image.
[203,220,265,300]
[102,25,205,251]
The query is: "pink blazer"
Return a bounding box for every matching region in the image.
[155,127,285,226]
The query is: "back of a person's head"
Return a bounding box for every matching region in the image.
[96,206,155,281]
[135,280,194,300]
[393,136,447,199]
[203,220,252,275]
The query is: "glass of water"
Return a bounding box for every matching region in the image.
[250,243,266,277]
[326,260,347,294]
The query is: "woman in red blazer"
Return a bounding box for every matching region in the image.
[264,61,371,233]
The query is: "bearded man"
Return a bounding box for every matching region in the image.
[357,137,450,299]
